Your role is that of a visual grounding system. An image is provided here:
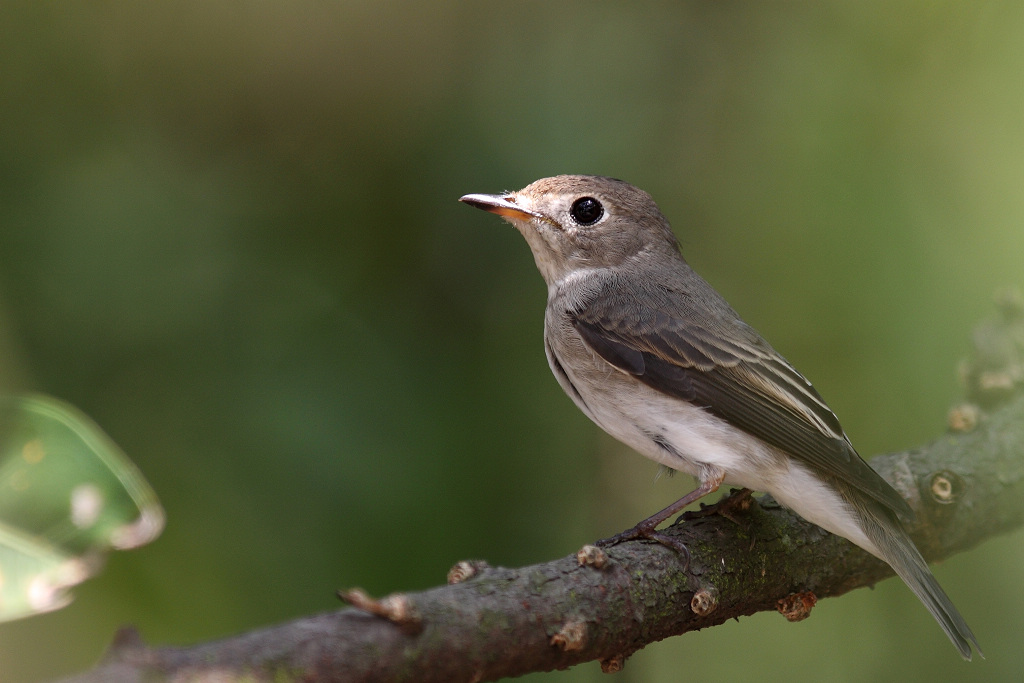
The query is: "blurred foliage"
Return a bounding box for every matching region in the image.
[0,2,1021,681]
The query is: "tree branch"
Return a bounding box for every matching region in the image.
[57,294,1024,683]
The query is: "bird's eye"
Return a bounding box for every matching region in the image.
[569,197,603,226]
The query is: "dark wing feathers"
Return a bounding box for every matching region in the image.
[571,285,913,520]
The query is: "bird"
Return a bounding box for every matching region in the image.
[459,174,980,659]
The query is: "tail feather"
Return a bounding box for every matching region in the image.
[859,504,982,660]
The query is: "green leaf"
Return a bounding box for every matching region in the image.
[0,395,164,621]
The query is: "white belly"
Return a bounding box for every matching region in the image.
[546,329,881,559]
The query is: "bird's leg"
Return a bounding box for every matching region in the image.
[596,471,724,564]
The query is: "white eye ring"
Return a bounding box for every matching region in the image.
[569,197,604,226]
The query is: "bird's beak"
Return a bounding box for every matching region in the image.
[459,193,542,220]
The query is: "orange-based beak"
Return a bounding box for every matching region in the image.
[459,193,542,220]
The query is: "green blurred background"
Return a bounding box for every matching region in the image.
[0,2,1021,681]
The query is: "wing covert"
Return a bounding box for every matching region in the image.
[571,292,912,520]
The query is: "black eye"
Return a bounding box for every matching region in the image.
[570,197,603,226]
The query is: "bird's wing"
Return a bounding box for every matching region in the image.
[570,280,912,520]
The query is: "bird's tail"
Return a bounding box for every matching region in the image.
[858,504,982,660]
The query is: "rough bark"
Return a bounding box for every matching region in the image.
[56,293,1024,683]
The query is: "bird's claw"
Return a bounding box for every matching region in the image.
[596,524,691,568]
[676,487,754,525]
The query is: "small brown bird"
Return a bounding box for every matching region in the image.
[461,175,980,659]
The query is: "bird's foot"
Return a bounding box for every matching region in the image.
[676,487,754,525]
[596,522,691,568]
